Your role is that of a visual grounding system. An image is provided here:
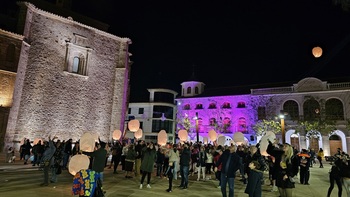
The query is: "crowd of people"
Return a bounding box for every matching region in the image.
[6,136,350,197]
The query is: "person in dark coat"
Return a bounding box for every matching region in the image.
[214,145,241,197]
[327,154,343,197]
[245,160,263,197]
[165,161,174,192]
[156,145,165,178]
[83,140,108,185]
[139,142,156,189]
[179,142,191,189]
[266,140,296,197]
[40,136,57,186]
[298,149,311,185]
[22,139,32,164]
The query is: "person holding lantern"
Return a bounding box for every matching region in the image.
[266,139,296,197]
[124,144,136,178]
[139,142,157,189]
[83,140,108,185]
[40,135,57,186]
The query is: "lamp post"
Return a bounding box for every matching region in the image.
[195,112,199,143]
[279,114,285,144]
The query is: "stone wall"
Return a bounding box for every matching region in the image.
[5,3,131,150]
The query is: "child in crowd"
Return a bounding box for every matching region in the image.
[245,160,263,197]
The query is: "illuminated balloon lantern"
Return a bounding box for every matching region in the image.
[178,129,188,141]
[217,135,226,146]
[128,119,140,132]
[92,133,99,142]
[134,128,143,139]
[208,129,217,142]
[80,133,95,152]
[233,132,245,145]
[265,131,276,142]
[68,154,90,176]
[157,130,168,146]
[113,130,122,140]
[259,135,270,156]
[33,138,43,145]
[312,46,322,58]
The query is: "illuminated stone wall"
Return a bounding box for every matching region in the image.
[5,3,131,150]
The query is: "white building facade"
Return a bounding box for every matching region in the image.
[127,88,178,143]
[175,77,350,157]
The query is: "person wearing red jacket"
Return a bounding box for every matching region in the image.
[298,149,311,185]
[214,146,224,188]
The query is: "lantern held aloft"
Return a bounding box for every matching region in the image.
[128,119,140,132]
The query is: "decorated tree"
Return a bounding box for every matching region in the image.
[252,119,282,136]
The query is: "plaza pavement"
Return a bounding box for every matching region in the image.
[0,154,341,197]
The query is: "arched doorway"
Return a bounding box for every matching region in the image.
[329,135,342,156]
[290,134,299,151]
[309,137,319,151]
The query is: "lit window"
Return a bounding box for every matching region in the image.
[72,57,80,73]
[209,118,216,126]
[208,103,216,109]
[237,102,246,108]
[195,103,203,109]
[183,104,191,110]
[237,117,247,133]
[222,102,231,109]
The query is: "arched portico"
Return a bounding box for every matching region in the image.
[329,130,347,154]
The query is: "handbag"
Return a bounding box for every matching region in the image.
[94,178,105,197]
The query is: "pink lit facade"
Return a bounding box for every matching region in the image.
[176,81,255,144]
[176,78,350,156]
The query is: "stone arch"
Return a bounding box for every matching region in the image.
[329,130,347,155]
[286,129,300,151]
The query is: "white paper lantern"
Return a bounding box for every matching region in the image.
[265,131,276,143]
[92,133,99,142]
[113,130,122,140]
[208,129,217,142]
[178,129,188,141]
[134,128,143,139]
[217,135,226,146]
[128,119,140,132]
[157,130,168,146]
[80,133,95,152]
[68,154,90,176]
[260,135,270,156]
[233,132,245,143]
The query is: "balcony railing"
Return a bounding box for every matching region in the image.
[251,82,350,95]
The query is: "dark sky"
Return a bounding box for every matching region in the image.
[72,0,350,102]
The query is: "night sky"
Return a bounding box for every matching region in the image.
[21,1,350,101]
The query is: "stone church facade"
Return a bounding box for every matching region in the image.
[0,2,132,151]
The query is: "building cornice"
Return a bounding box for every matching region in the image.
[19,1,132,44]
[0,28,24,40]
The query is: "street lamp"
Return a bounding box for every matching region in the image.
[195,112,199,143]
[279,114,285,144]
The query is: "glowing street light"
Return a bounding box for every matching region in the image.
[279,114,285,144]
[195,112,199,143]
